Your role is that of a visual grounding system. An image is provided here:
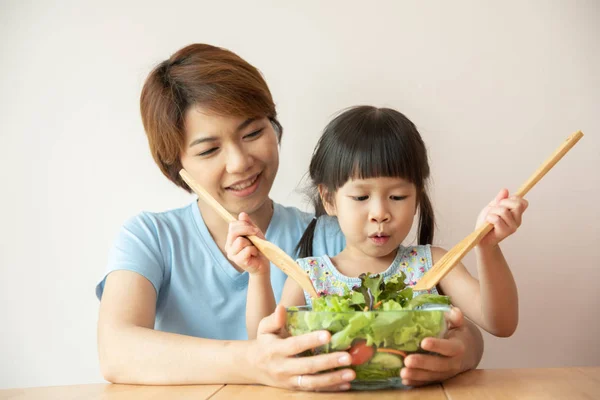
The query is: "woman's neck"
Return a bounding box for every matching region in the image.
[331,246,398,277]
[198,198,275,253]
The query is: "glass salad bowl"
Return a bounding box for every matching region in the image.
[285,303,451,390]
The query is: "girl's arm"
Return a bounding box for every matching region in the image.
[245,273,276,339]
[279,277,308,307]
[436,188,527,337]
[434,247,517,337]
[98,270,356,388]
[246,267,309,337]
[225,212,275,339]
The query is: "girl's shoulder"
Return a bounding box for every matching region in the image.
[295,255,328,269]
[398,244,432,261]
[395,245,436,292]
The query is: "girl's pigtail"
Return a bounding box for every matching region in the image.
[296,195,327,258]
[418,191,435,245]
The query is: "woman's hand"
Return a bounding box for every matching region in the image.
[476,188,529,248]
[247,305,356,391]
[225,212,270,275]
[400,307,481,386]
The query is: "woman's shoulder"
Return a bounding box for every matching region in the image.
[120,202,197,239]
[273,202,340,230]
[272,202,313,225]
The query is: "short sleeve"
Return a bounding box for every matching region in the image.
[95,214,165,300]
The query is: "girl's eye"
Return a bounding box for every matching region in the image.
[352,196,369,201]
[197,147,219,157]
[391,195,408,201]
[244,128,264,139]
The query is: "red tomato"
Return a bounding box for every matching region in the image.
[348,340,374,366]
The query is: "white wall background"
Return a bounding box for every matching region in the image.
[1,0,598,390]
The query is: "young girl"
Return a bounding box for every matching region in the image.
[226,105,527,339]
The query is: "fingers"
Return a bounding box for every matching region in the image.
[401,346,463,385]
[492,188,509,205]
[444,306,464,330]
[292,368,355,391]
[400,366,448,386]
[287,351,352,375]
[419,336,465,359]
[256,306,355,392]
[226,219,260,250]
[238,212,266,239]
[257,305,287,335]
[486,207,514,234]
[225,213,269,270]
[275,329,331,357]
[487,193,528,224]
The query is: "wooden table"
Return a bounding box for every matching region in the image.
[1,367,598,399]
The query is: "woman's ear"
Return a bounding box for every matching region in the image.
[318,184,336,216]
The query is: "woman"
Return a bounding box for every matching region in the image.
[96,43,483,391]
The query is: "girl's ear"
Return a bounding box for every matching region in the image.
[318,184,337,216]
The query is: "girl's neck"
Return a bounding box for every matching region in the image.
[330,246,399,277]
[198,198,274,253]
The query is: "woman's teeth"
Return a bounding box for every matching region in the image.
[229,175,258,190]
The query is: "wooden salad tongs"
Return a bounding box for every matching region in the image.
[412,131,584,292]
[179,169,319,298]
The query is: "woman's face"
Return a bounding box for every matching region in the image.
[180,106,280,218]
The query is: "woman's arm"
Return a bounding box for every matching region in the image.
[98,271,250,384]
[98,271,356,389]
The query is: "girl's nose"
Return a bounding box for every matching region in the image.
[369,203,391,223]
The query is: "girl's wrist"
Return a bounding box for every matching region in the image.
[476,243,501,253]
[475,243,502,263]
[248,268,271,279]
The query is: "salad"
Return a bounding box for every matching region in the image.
[286,272,452,389]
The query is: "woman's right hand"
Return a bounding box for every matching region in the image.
[247,305,356,391]
[225,212,270,275]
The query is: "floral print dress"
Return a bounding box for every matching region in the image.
[298,245,439,306]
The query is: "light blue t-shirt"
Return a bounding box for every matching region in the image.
[96,201,345,340]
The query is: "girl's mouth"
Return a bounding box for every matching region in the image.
[369,233,390,246]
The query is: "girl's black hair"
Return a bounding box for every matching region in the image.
[296,105,434,258]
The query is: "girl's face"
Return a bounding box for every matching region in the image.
[180,106,280,218]
[323,176,418,262]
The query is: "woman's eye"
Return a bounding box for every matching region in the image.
[197,147,219,157]
[352,196,369,201]
[391,195,408,201]
[244,128,264,139]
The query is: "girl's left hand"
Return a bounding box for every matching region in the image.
[400,307,470,386]
[476,188,529,248]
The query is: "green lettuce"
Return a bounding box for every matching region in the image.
[286,272,452,382]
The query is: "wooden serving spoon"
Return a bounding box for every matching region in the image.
[179,169,319,298]
[412,131,584,292]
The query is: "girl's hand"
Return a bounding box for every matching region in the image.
[225,212,270,275]
[476,188,528,248]
[400,307,469,386]
[247,306,356,391]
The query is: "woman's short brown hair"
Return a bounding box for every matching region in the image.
[140,43,282,191]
